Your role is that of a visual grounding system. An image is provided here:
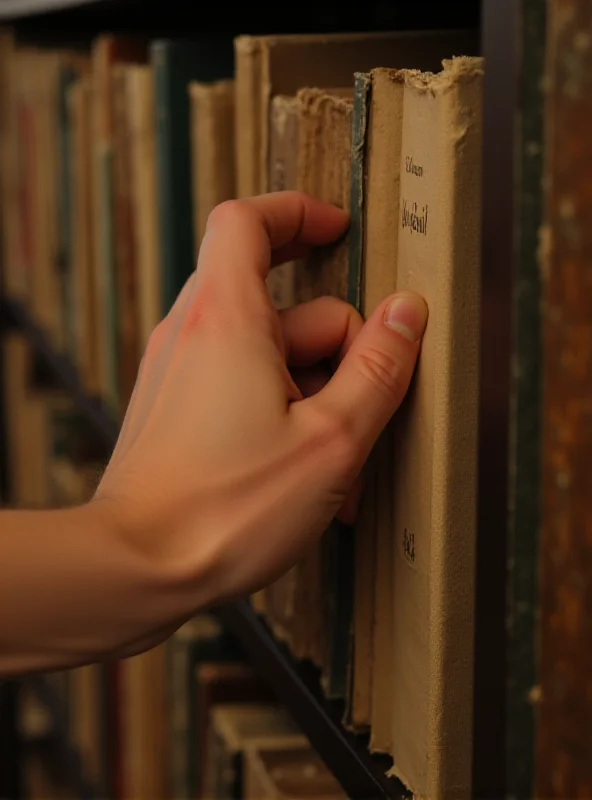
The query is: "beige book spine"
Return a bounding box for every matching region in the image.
[126,65,161,351]
[294,88,353,667]
[189,79,236,254]
[266,94,299,311]
[360,67,406,753]
[234,36,264,198]
[389,57,483,799]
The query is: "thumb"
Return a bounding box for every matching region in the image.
[311,290,428,464]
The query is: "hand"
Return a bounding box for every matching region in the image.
[94,191,428,632]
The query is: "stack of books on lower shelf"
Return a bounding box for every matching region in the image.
[1,23,483,800]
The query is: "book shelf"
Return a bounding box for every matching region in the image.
[4,0,586,799]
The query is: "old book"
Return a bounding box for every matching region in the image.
[67,77,101,396]
[292,88,354,697]
[194,662,275,798]
[167,614,243,799]
[189,79,236,256]
[111,66,141,410]
[244,746,347,799]
[203,704,308,800]
[120,645,167,800]
[389,57,483,799]
[91,34,147,415]
[265,93,300,316]
[234,30,478,200]
[151,37,233,313]
[348,68,405,747]
[124,64,161,352]
[252,93,301,619]
[70,664,105,791]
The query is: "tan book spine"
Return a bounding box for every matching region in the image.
[389,57,483,799]
[265,94,298,311]
[234,36,264,198]
[189,79,236,255]
[357,67,406,751]
[293,88,353,668]
[125,65,161,352]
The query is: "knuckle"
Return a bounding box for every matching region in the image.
[206,198,252,230]
[355,346,407,401]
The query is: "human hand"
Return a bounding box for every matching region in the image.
[94,191,427,637]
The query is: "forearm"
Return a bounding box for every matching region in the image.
[0,502,182,678]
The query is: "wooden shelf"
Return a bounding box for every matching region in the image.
[2,296,405,800]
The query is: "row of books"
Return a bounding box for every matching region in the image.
[0,24,484,800]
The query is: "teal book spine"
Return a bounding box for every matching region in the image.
[151,38,233,313]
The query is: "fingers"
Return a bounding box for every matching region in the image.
[197,191,349,285]
[309,291,428,466]
[280,296,363,367]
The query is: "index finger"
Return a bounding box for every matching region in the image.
[197,191,349,283]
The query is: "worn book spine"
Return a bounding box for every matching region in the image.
[361,67,406,754]
[347,71,374,730]
[234,36,264,198]
[389,57,483,799]
[294,88,355,690]
[189,79,236,256]
[125,65,161,352]
[266,94,298,310]
[92,35,147,415]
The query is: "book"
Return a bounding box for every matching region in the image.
[90,34,147,414]
[167,614,243,799]
[194,661,275,798]
[124,64,162,352]
[388,56,483,799]
[234,30,478,199]
[189,79,236,256]
[67,76,101,396]
[111,66,141,409]
[203,704,308,799]
[293,88,355,697]
[244,746,348,799]
[265,94,299,310]
[348,67,405,747]
[151,37,234,313]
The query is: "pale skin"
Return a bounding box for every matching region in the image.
[0,191,428,678]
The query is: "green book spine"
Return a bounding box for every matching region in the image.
[348,72,371,312]
[323,73,371,702]
[151,38,233,313]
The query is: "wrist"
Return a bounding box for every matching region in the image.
[88,490,220,651]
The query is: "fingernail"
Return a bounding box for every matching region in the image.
[384,292,428,342]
